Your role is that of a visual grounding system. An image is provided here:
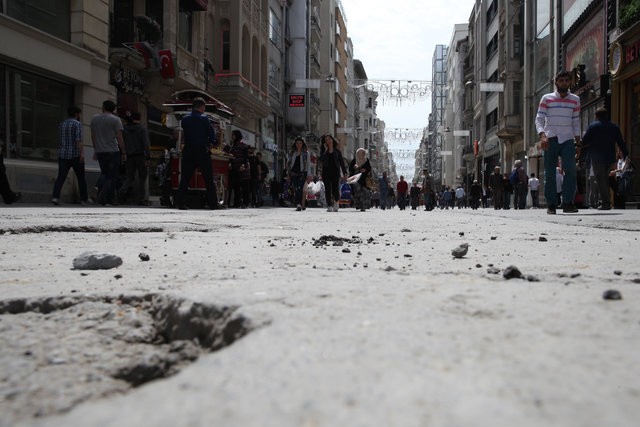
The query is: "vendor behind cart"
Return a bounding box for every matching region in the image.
[174,97,219,210]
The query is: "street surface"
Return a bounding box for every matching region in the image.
[1,205,639,427]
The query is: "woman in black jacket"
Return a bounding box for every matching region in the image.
[319,134,347,212]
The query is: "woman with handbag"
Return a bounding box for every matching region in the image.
[348,148,373,212]
[319,134,347,212]
[288,136,312,211]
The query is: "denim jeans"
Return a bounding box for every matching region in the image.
[52,157,88,201]
[543,137,576,206]
[96,151,121,204]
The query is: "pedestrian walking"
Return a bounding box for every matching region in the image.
[52,105,89,205]
[318,134,347,212]
[513,160,528,209]
[90,100,126,206]
[396,176,409,210]
[528,173,540,208]
[611,149,631,209]
[0,148,21,204]
[226,129,251,208]
[422,171,435,211]
[535,70,582,214]
[247,146,259,207]
[120,112,150,205]
[378,171,389,210]
[348,148,372,211]
[454,185,465,209]
[288,136,312,211]
[469,179,481,210]
[488,166,503,209]
[256,152,269,207]
[174,97,218,210]
[580,107,629,210]
[410,180,421,210]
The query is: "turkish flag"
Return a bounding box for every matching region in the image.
[159,50,176,79]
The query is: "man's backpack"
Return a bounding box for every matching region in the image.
[509,169,519,185]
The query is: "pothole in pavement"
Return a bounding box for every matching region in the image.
[0,294,252,423]
[312,235,375,247]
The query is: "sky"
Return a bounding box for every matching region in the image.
[341,0,476,180]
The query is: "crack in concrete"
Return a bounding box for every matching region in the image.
[0,226,164,234]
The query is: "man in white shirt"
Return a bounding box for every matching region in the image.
[535,71,582,214]
[528,173,540,208]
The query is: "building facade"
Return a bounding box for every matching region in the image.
[1,1,112,202]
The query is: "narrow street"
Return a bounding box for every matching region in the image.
[1,206,639,427]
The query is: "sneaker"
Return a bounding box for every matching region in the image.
[296,204,302,211]
[52,198,60,205]
[562,204,578,213]
[327,206,333,212]
[546,206,556,215]
[597,204,611,211]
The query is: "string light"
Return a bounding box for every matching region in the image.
[384,128,425,143]
[353,80,432,105]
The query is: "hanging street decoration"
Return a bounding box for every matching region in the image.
[384,128,425,143]
[388,149,418,158]
[354,80,432,105]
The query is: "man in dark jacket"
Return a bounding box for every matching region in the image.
[175,97,218,210]
[488,166,503,209]
[469,179,482,210]
[581,107,629,210]
[513,159,528,210]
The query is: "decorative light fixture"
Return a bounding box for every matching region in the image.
[351,79,433,105]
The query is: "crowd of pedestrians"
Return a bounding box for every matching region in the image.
[2,71,634,210]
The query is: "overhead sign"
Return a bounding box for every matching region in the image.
[289,95,305,107]
[479,82,504,92]
[295,79,321,88]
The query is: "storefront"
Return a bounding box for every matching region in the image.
[610,22,640,201]
[0,62,97,202]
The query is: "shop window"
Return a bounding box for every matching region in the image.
[178,0,193,52]
[5,0,70,41]
[4,67,72,160]
[268,60,280,97]
[111,0,134,47]
[485,108,498,131]
[269,8,281,46]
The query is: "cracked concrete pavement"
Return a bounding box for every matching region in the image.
[1,205,639,427]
